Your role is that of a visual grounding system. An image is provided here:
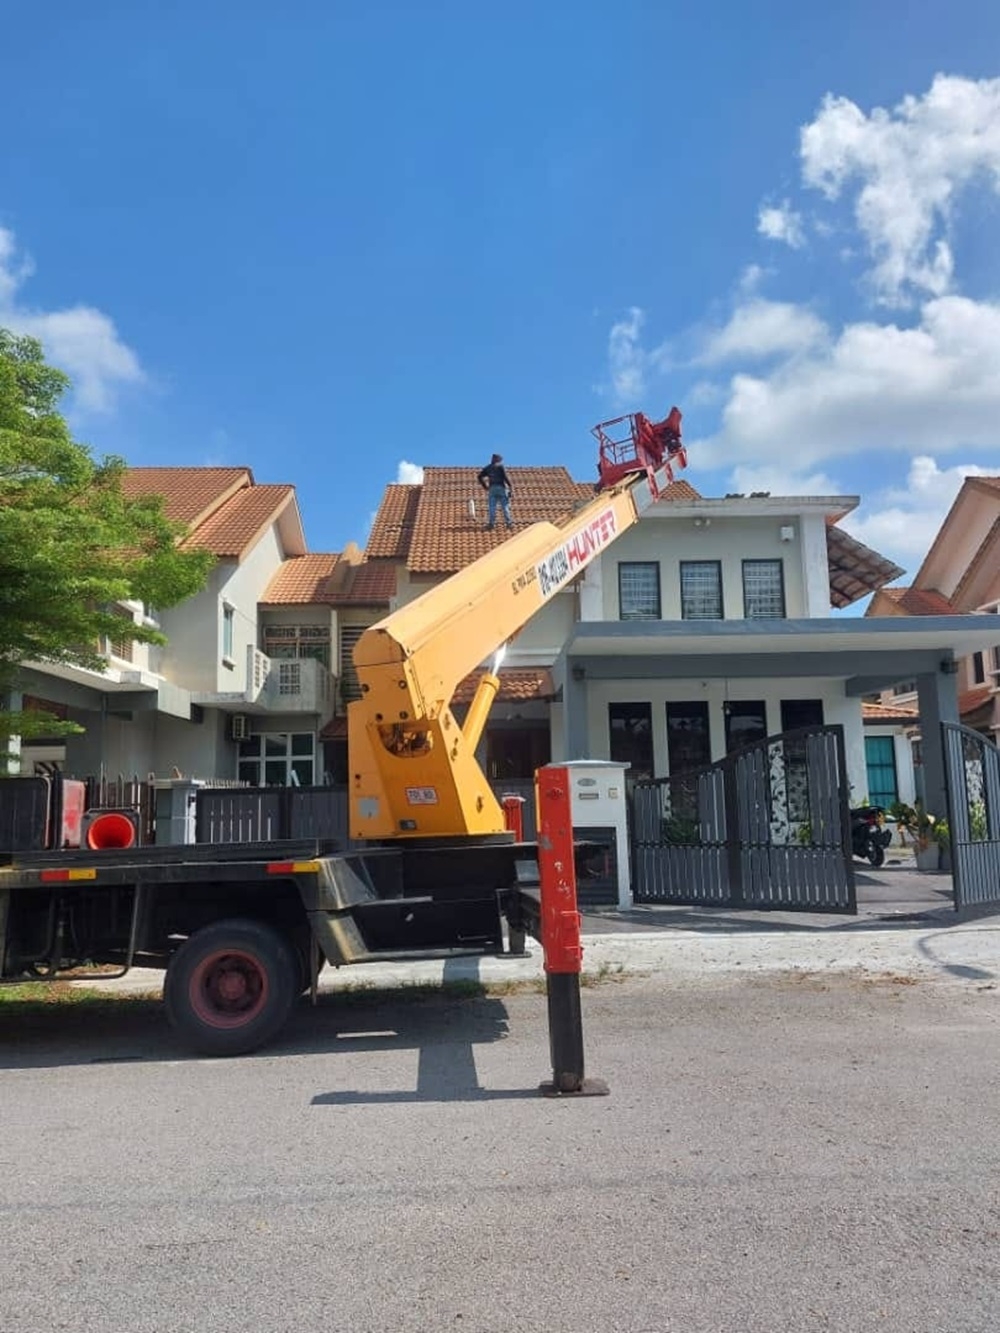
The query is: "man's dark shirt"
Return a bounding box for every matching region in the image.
[478,462,512,492]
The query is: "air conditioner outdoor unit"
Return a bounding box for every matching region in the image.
[230,714,251,742]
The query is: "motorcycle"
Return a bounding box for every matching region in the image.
[850,805,893,867]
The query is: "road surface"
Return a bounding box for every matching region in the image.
[2,967,999,1332]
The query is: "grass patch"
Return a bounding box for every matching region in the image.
[0,981,161,1014]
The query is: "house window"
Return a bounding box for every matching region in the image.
[263,624,331,667]
[486,726,550,780]
[993,646,1000,674]
[608,702,653,780]
[618,563,660,621]
[865,736,899,809]
[222,604,235,661]
[742,560,785,619]
[724,701,768,753]
[680,561,723,620]
[339,625,367,703]
[666,701,711,775]
[973,651,986,685]
[236,732,315,787]
[892,680,916,696]
[780,699,824,734]
[104,609,134,663]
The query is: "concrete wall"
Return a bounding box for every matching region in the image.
[597,516,811,621]
[157,523,285,694]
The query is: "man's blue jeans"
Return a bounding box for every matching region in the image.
[487,485,513,530]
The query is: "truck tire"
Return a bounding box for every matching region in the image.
[164,918,298,1057]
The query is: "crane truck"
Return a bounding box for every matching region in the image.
[0,409,685,1060]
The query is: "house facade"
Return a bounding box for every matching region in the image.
[866,477,1000,743]
[13,463,999,837]
[12,468,339,785]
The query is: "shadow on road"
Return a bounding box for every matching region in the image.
[0,959,544,1100]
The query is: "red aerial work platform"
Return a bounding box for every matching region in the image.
[593,406,685,496]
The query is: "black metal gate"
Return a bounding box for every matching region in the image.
[631,725,856,912]
[943,723,1000,910]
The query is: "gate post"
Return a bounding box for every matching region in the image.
[536,764,609,1097]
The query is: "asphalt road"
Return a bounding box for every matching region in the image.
[2,969,999,1333]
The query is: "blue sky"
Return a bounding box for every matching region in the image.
[2,2,1000,582]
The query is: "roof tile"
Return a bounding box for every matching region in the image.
[183,484,295,558]
[367,485,421,560]
[451,667,555,705]
[876,585,955,615]
[959,685,994,717]
[862,700,919,722]
[332,561,397,605]
[122,467,251,527]
[261,553,341,605]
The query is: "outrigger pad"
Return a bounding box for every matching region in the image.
[539,1077,611,1098]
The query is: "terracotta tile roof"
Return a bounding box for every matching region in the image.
[451,667,555,706]
[959,685,993,718]
[397,468,583,574]
[862,700,919,722]
[658,479,702,502]
[827,528,905,609]
[182,484,295,558]
[122,467,251,527]
[261,553,340,605]
[331,561,397,605]
[875,586,956,615]
[367,485,421,560]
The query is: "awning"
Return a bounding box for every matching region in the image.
[827,527,904,608]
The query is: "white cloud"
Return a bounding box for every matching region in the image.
[698,294,1000,472]
[607,305,647,403]
[396,459,424,484]
[727,463,841,497]
[698,299,827,364]
[0,224,143,412]
[757,200,805,249]
[842,455,993,563]
[800,74,1000,303]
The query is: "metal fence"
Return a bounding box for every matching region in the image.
[83,774,156,845]
[631,725,855,913]
[943,722,1000,910]
[194,780,537,845]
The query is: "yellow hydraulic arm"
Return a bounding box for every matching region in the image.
[348,463,675,840]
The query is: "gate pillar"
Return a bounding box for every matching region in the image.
[916,667,959,823]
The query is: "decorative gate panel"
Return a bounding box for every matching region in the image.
[631,726,855,913]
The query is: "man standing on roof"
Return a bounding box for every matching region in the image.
[477,452,514,531]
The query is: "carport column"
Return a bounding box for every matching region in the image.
[563,660,589,760]
[915,666,959,823]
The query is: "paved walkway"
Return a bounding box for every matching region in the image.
[70,860,1000,998]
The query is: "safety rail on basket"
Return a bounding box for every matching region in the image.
[593,407,686,496]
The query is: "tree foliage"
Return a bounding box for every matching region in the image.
[0,329,215,739]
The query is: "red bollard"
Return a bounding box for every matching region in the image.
[535,764,609,1098]
[501,793,525,842]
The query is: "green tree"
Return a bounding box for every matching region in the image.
[0,329,215,742]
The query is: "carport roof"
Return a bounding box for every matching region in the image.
[566,616,1000,659]
[564,617,1000,694]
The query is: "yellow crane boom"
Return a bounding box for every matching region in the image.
[349,459,678,840]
